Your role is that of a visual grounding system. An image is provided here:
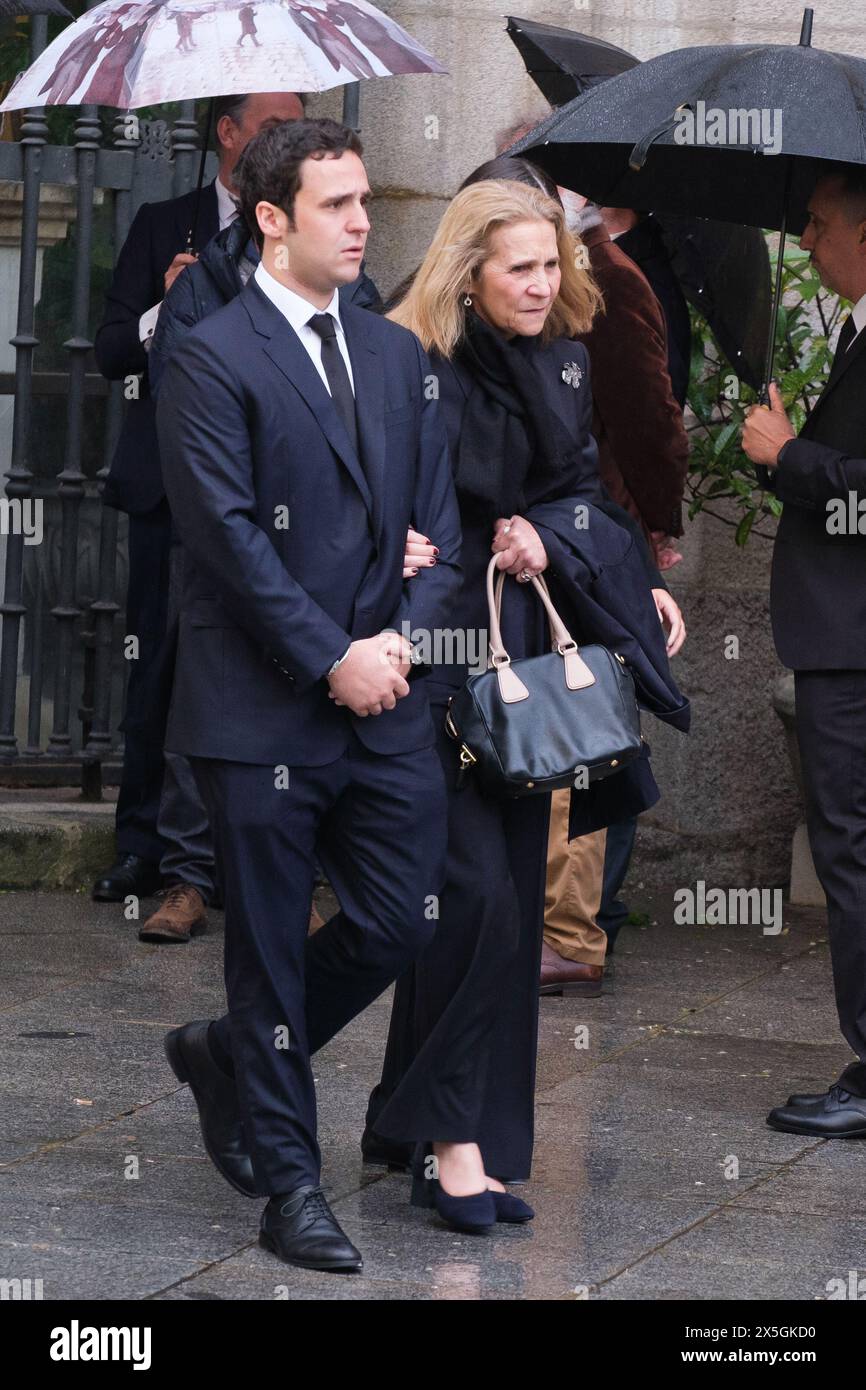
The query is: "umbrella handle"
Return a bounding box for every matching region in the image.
[186,98,215,254]
[629,105,690,172]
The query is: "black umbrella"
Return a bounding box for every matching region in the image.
[506,15,772,391]
[0,0,72,17]
[505,15,635,104]
[509,9,860,395]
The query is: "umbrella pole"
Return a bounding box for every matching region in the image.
[186,98,214,253]
[761,153,796,404]
[762,211,787,402]
[755,157,794,488]
[341,81,360,131]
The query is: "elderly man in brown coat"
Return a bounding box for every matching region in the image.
[570,197,690,558]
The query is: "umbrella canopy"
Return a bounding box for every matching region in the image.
[505,15,636,104]
[507,27,864,234]
[0,0,446,111]
[505,15,772,390]
[509,10,864,393]
[0,0,72,16]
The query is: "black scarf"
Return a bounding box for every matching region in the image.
[452,308,583,521]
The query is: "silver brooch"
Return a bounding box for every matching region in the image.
[561,361,583,388]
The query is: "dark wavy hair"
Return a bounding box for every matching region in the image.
[234,118,363,249]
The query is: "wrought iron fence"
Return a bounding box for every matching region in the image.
[0,14,212,792]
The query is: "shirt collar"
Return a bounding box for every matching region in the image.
[253,261,342,336]
[849,291,866,342]
[215,176,241,230]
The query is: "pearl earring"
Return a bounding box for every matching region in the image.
[463,294,472,307]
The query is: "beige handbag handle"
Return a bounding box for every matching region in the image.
[484,556,596,701]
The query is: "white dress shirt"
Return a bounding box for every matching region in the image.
[253,260,355,396]
[139,177,240,348]
[845,291,866,350]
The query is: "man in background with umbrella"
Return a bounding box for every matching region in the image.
[742,163,866,1139]
[92,90,308,938]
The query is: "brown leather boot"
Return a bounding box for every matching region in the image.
[539,941,603,997]
[139,884,208,943]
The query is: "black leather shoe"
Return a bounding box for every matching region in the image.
[360,1129,413,1174]
[259,1187,363,1272]
[785,1090,831,1108]
[767,1084,866,1137]
[92,854,162,902]
[164,1020,258,1197]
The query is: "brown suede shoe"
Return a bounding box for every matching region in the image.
[139,884,208,943]
[539,941,603,997]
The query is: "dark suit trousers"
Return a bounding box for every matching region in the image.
[193,732,447,1195]
[116,505,216,898]
[795,671,866,1096]
[115,503,173,862]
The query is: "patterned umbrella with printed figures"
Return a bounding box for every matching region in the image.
[0,0,446,111]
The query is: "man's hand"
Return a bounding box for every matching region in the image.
[491,515,548,580]
[652,588,686,656]
[741,382,796,469]
[650,531,684,571]
[403,527,438,578]
[164,252,198,296]
[326,634,411,716]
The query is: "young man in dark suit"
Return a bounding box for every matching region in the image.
[742,164,866,1138]
[156,118,461,1271]
[93,91,381,945]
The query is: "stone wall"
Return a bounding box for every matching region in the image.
[311,0,866,887]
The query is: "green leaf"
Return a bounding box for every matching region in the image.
[735,512,756,546]
[712,421,739,458]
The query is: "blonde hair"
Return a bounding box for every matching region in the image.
[389,180,603,357]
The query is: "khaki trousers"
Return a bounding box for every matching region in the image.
[544,788,608,966]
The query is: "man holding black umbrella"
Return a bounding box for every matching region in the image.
[742,164,866,1138]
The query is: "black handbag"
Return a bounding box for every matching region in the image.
[445,557,644,797]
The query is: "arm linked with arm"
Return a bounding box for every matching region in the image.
[383,338,462,640]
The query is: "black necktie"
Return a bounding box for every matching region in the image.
[828,315,857,383]
[307,312,359,457]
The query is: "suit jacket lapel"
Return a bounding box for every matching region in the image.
[243,280,374,517]
[803,317,866,435]
[343,303,385,541]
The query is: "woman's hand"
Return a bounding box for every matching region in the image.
[652,588,686,656]
[403,527,438,578]
[491,516,548,581]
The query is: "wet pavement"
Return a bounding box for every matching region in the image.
[0,886,860,1301]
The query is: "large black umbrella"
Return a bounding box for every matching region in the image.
[509,9,859,395]
[506,15,772,391]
